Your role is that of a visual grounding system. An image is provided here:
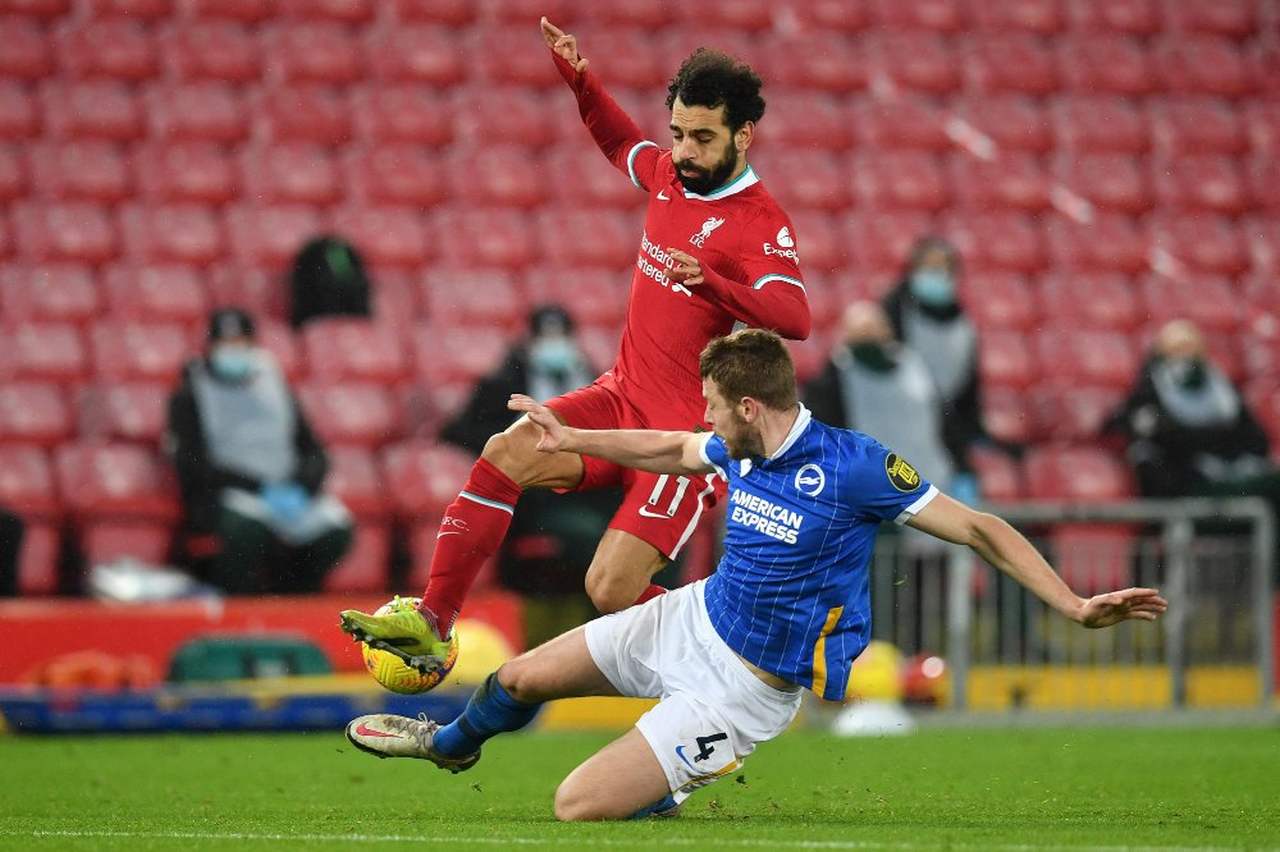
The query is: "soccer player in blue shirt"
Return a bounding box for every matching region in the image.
[345,329,1167,821]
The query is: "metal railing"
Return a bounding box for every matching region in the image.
[868,498,1275,711]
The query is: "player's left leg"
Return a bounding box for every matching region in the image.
[553,728,673,821]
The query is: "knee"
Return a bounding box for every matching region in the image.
[584,564,636,614]
[479,430,519,472]
[553,780,606,822]
[495,659,542,705]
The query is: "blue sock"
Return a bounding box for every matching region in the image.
[433,672,540,757]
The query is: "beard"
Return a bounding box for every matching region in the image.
[675,143,738,196]
[722,415,765,460]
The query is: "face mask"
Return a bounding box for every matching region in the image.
[909,269,955,307]
[529,337,578,375]
[1167,356,1208,390]
[851,342,898,373]
[211,345,255,382]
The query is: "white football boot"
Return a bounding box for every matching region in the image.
[344,713,481,773]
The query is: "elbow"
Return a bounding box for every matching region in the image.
[776,305,811,341]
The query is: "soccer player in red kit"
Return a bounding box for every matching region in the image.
[339,17,810,672]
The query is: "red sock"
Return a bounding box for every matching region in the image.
[419,458,522,636]
[633,584,668,605]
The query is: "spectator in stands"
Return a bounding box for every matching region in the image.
[1104,319,1279,502]
[166,308,353,595]
[440,305,619,646]
[0,506,23,597]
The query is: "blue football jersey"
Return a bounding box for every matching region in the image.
[698,405,937,701]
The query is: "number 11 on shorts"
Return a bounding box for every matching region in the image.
[639,474,692,519]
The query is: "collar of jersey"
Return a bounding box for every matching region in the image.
[682,163,758,201]
[763,403,812,463]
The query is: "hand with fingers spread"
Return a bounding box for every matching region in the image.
[540,16,587,73]
[666,247,705,288]
[1076,587,1169,629]
[508,393,571,453]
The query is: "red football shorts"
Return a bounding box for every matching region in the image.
[545,379,724,560]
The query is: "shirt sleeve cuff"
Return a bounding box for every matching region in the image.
[894,484,939,525]
[697,433,727,480]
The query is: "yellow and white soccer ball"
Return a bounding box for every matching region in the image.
[360,596,460,695]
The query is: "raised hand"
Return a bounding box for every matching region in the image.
[1076,587,1168,629]
[666,247,705,287]
[508,393,570,453]
[540,16,587,73]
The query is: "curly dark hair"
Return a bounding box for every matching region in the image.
[665,48,765,133]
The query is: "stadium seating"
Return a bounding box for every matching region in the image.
[54,443,181,521]
[1024,445,1134,501]
[85,0,173,21]
[0,263,100,325]
[350,86,453,146]
[28,141,132,203]
[57,19,160,82]
[90,320,192,383]
[4,321,88,385]
[102,264,208,326]
[296,382,402,448]
[76,382,169,444]
[134,142,240,205]
[240,145,343,206]
[0,82,39,140]
[1056,34,1156,95]
[0,382,73,447]
[161,21,262,83]
[302,319,411,384]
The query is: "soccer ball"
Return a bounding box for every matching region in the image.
[360,596,459,695]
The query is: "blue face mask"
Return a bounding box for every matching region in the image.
[529,337,579,374]
[909,269,956,307]
[210,345,255,382]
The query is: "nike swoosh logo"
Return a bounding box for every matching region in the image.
[354,724,404,739]
[638,507,674,519]
[436,531,463,539]
[675,745,696,770]
[656,190,670,201]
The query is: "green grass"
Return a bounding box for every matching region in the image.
[2,727,1278,851]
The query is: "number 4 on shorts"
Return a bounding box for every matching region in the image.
[693,732,728,763]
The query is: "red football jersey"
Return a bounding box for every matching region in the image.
[554,53,811,431]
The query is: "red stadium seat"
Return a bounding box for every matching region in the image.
[1151,155,1247,215]
[964,33,1060,95]
[967,445,1023,501]
[345,145,445,207]
[147,83,249,144]
[161,21,261,83]
[431,208,539,270]
[102,264,208,325]
[16,521,59,595]
[278,0,374,24]
[119,203,223,266]
[856,97,950,151]
[944,211,1045,273]
[1244,218,1280,272]
[543,145,645,210]
[757,92,856,151]
[742,149,852,212]
[1241,332,1280,385]
[1149,213,1249,275]
[0,82,39,140]
[393,0,474,25]
[656,30,757,77]
[302,319,410,383]
[90,320,192,383]
[1245,101,1280,158]
[1039,270,1141,330]
[1163,0,1258,39]
[28,141,132,203]
[1051,96,1149,153]
[81,522,173,567]
[256,85,352,146]
[420,268,526,330]
[852,151,948,211]
[473,23,573,89]
[577,324,620,376]
[328,206,430,268]
[1056,34,1156,95]
[411,323,508,385]
[0,445,59,518]
[536,209,633,268]
[0,263,100,325]
[40,81,144,142]
[452,86,556,149]
[364,26,464,85]
[842,211,935,275]
[1044,213,1149,274]
[370,269,420,326]
[873,31,962,94]
[787,211,845,274]
[580,0,680,28]
[981,385,1034,444]
[765,32,868,93]
[1149,98,1247,156]
[87,0,173,21]
[1028,383,1126,442]
[0,145,22,200]
[57,19,159,81]
[2,0,70,20]
[55,443,181,520]
[1024,445,1132,501]
[952,96,1053,154]
[450,145,549,209]
[871,0,966,31]
[1138,273,1242,333]
[12,201,118,263]
[569,27,670,90]
[323,446,391,521]
[2,321,87,384]
[297,382,402,447]
[0,383,72,447]
[482,0,581,27]
[1054,153,1151,214]
[133,142,239,204]
[1248,157,1280,212]
[1152,35,1256,97]
[1035,329,1138,389]
[207,266,289,323]
[979,331,1037,389]
[973,0,1065,32]
[76,382,169,444]
[949,152,1051,213]
[255,318,303,379]
[265,22,364,85]
[324,522,390,593]
[961,272,1037,330]
[524,267,627,330]
[351,86,453,146]
[673,0,771,29]
[0,18,54,80]
[1067,0,1160,34]
[380,440,476,519]
[192,0,272,22]
[224,205,324,268]
[240,144,342,206]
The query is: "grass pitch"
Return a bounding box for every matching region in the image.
[2,726,1278,851]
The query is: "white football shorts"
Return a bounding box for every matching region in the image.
[584,579,803,802]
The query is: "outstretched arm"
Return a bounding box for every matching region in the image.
[508,394,712,476]
[907,493,1168,628]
